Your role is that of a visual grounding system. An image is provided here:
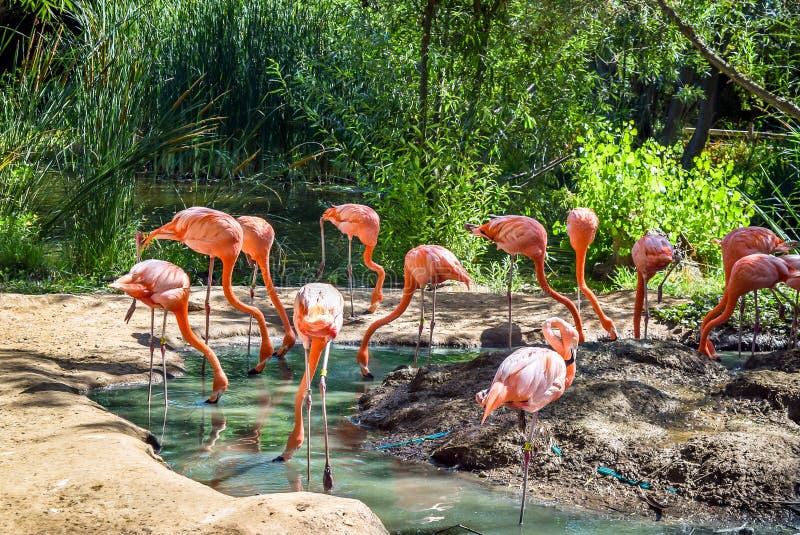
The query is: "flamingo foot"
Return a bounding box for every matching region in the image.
[323,464,334,493]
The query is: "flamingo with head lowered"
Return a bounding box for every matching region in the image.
[631,232,674,339]
[110,259,228,403]
[355,244,472,379]
[466,215,585,348]
[566,208,618,340]
[237,215,296,373]
[273,283,343,494]
[142,207,277,374]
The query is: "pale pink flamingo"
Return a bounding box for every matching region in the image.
[476,317,579,525]
[110,259,228,403]
[274,283,344,494]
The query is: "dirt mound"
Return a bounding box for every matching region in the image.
[355,339,800,526]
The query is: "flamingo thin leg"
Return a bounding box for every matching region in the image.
[347,237,354,318]
[519,411,539,525]
[508,254,515,350]
[160,310,169,409]
[247,263,258,358]
[202,256,215,376]
[643,274,650,339]
[414,287,424,367]
[751,290,759,357]
[147,308,155,427]
[320,342,334,493]
[427,284,437,364]
[738,296,745,359]
[303,345,312,489]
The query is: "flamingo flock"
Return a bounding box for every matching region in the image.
[109,202,798,522]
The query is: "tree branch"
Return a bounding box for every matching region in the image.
[652,0,800,123]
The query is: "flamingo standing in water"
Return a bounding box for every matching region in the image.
[566,208,618,340]
[700,226,795,357]
[466,215,584,347]
[237,215,296,373]
[476,317,579,525]
[318,204,385,317]
[110,259,228,403]
[631,232,674,339]
[142,207,277,373]
[356,244,472,379]
[698,253,800,358]
[274,283,343,494]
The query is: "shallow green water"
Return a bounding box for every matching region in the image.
[91,345,746,535]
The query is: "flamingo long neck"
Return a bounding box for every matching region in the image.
[574,245,616,336]
[141,222,178,249]
[172,305,227,390]
[544,322,576,388]
[362,244,385,306]
[256,256,295,351]
[355,272,417,373]
[219,258,275,359]
[532,255,585,342]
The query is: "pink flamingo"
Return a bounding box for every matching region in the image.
[110,259,228,403]
[356,244,472,378]
[238,215,296,373]
[318,204,385,317]
[631,232,674,339]
[699,253,800,358]
[274,283,343,494]
[466,215,584,347]
[566,208,618,340]
[700,226,795,356]
[142,207,276,373]
[476,317,579,525]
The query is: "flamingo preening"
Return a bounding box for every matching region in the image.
[355,244,472,378]
[476,317,579,525]
[466,215,585,347]
[318,204,385,317]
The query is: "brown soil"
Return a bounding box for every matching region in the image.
[2,285,798,532]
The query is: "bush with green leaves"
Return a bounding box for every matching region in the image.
[0,213,50,279]
[570,122,753,268]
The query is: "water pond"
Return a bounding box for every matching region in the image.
[90,344,745,535]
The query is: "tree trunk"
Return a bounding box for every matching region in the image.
[660,66,696,145]
[653,0,800,122]
[418,0,437,147]
[681,69,719,170]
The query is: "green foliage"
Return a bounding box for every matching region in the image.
[0,213,51,279]
[571,122,754,266]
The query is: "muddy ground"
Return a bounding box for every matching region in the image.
[356,337,800,531]
[1,284,799,533]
